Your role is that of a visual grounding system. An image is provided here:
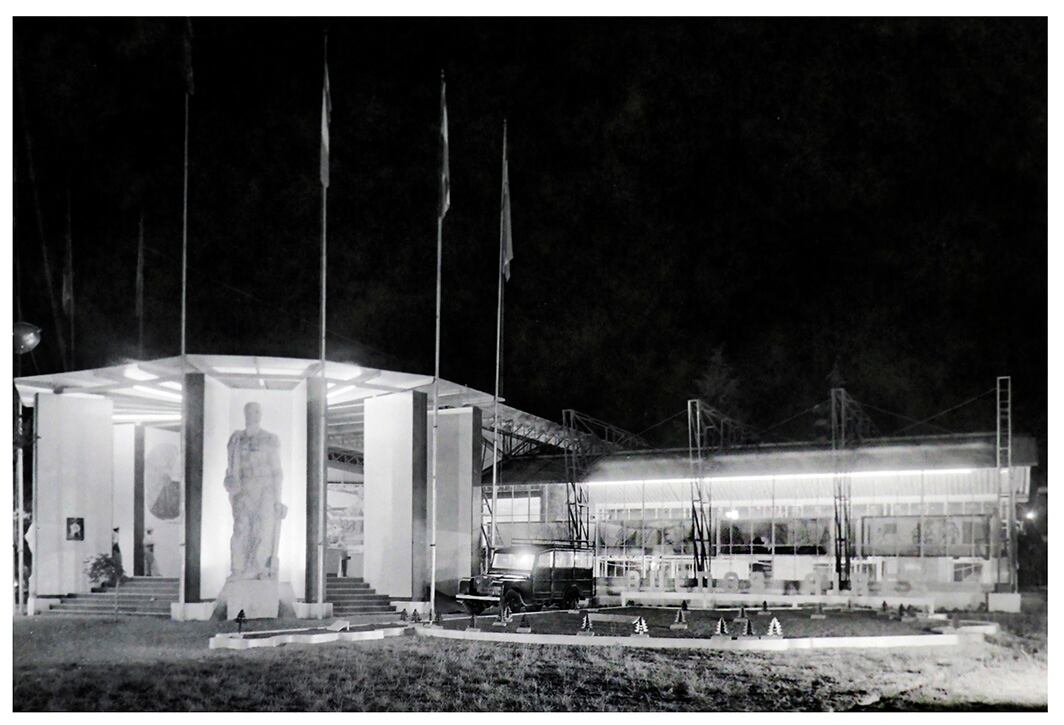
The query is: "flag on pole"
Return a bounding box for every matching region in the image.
[61,240,73,316]
[320,56,331,189]
[183,19,195,96]
[500,124,513,281]
[62,195,73,317]
[135,214,145,319]
[439,71,450,220]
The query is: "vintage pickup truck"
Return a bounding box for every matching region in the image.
[456,544,595,614]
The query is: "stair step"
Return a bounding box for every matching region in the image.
[44,608,169,618]
[53,601,172,611]
[92,590,178,597]
[67,596,175,600]
[126,577,179,582]
[325,591,393,600]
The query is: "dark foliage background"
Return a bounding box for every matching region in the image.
[13,18,1046,460]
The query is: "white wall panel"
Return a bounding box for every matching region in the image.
[426,407,478,596]
[364,391,427,599]
[33,394,114,595]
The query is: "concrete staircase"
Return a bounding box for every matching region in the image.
[42,576,178,617]
[325,575,397,617]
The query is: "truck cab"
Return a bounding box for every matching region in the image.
[456,544,595,614]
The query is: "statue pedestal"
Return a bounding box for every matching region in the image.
[215,579,280,620]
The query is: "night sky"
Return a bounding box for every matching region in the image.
[12,18,1047,456]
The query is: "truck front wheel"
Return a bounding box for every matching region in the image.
[463,601,486,616]
[503,589,526,613]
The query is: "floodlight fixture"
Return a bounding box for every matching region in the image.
[13,322,42,355]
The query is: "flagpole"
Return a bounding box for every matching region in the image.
[318,152,327,607]
[317,33,329,608]
[490,122,507,552]
[65,185,75,370]
[181,90,189,362]
[137,212,145,359]
[178,75,190,607]
[430,70,448,621]
[430,213,442,620]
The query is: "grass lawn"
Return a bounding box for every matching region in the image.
[13,597,1047,712]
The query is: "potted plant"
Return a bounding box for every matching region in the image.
[84,553,125,617]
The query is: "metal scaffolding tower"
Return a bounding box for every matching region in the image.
[687,400,712,585]
[829,387,876,590]
[996,376,1017,593]
[686,399,758,585]
[562,409,649,548]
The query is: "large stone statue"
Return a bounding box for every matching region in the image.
[224,402,286,581]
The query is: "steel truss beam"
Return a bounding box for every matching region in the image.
[562,409,650,548]
[688,400,760,451]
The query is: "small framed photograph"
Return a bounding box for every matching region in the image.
[66,518,84,541]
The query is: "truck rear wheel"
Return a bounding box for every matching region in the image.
[562,587,581,610]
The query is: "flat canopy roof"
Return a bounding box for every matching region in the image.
[14,354,573,453]
[481,433,1039,486]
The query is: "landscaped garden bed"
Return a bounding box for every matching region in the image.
[446,605,934,639]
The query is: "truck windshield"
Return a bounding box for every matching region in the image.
[490,552,535,571]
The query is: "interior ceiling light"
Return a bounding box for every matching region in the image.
[327,385,357,399]
[131,385,182,402]
[17,384,52,394]
[257,367,306,376]
[584,468,980,488]
[159,381,183,391]
[113,412,183,423]
[326,364,363,381]
[123,365,158,381]
[213,366,259,375]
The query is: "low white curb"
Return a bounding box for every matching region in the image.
[208,625,408,650]
[930,621,1000,636]
[412,626,970,651]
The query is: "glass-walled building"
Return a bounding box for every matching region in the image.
[480,434,1036,594]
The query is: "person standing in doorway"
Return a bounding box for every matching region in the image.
[111,527,126,584]
[143,528,157,576]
